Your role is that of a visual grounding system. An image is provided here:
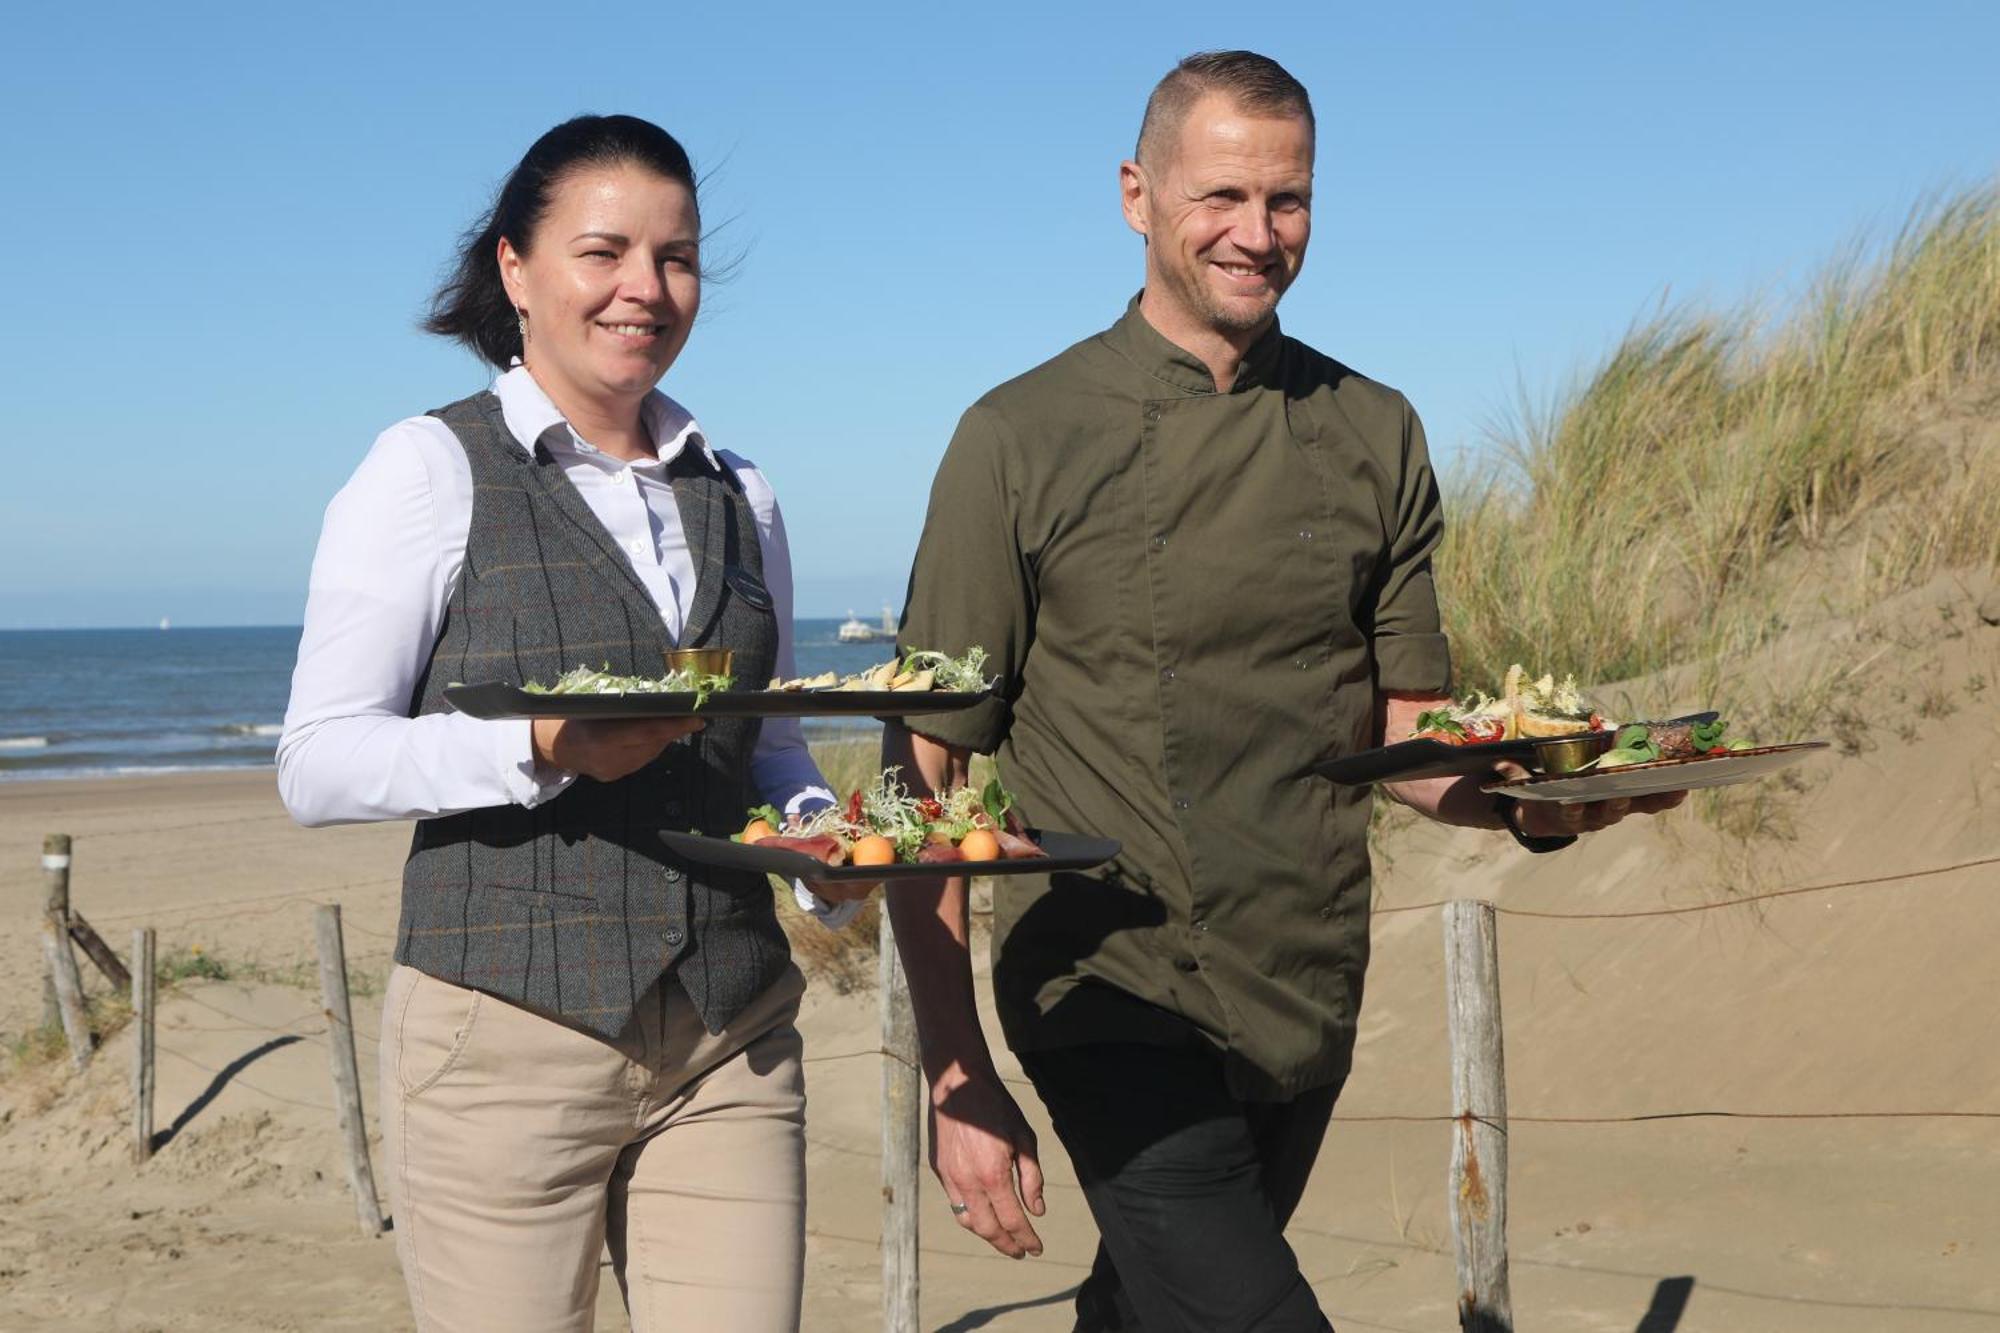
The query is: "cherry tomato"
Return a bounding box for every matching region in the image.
[846,790,864,824]
[918,797,943,820]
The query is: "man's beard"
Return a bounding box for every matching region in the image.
[1161,259,1282,335]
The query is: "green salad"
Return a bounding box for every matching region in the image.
[522,663,736,709]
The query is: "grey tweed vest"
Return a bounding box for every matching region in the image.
[395,390,788,1039]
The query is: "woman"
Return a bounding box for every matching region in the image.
[278,114,867,1332]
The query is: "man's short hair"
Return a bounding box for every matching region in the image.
[1135,51,1315,168]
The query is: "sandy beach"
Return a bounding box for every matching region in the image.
[4,577,1998,1331]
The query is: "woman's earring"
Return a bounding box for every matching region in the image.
[516,308,530,349]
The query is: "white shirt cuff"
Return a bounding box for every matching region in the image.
[786,785,835,817]
[783,788,864,927]
[497,718,574,808]
[794,880,868,930]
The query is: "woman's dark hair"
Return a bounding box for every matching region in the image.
[426,114,699,369]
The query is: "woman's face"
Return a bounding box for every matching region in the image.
[499,162,701,414]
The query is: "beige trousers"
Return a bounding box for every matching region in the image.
[378,961,809,1332]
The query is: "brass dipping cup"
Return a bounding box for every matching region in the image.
[665,648,735,677]
[1531,731,1615,774]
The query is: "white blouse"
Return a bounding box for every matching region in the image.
[278,366,855,921]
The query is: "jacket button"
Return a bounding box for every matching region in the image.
[664,928,685,947]
[1175,957,1199,973]
[1161,667,1176,681]
[1145,406,1162,421]
[1193,918,1208,933]
[1298,529,1314,541]
[1319,905,1333,920]
[1173,796,1191,811]
[665,868,685,883]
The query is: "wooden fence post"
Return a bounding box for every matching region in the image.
[41,834,91,1070]
[313,904,386,1236]
[133,928,156,1163]
[879,908,921,1333]
[1444,899,1514,1333]
[41,833,72,1031]
[70,914,131,992]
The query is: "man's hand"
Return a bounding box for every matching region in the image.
[531,716,704,783]
[929,1065,1046,1259]
[1511,788,1688,836]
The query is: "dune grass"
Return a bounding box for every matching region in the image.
[1437,182,2000,721]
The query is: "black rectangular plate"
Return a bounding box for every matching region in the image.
[1314,736,1562,785]
[445,682,992,721]
[658,828,1120,883]
[1312,712,1719,785]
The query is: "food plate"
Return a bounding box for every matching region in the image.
[1313,735,1586,785]
[444,683,992,721]
[658,828,1120,883]
[1481,742,1829,802]
[1312,711,1720,785]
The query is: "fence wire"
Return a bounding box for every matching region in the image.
[1373,850,2000,919]
[39,844,2000,1135]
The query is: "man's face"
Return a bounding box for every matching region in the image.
[1123,93,1314,338]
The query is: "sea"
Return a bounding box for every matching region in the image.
[0,621,900,784]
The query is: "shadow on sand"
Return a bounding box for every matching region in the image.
[152,1033,301,1152]
[1636,1275,1695,1331]
[936,1284,1082,1332]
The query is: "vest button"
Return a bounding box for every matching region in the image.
[664,928,685,947]
[665,868,684,883]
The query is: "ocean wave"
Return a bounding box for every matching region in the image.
[220,722,285,737]
[0,760,276,785]
[0,736,50,751]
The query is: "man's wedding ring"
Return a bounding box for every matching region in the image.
[949,1201,970,1215]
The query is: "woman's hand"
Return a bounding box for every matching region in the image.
[790,811,879,904]
[530,717,704,783]
[804,876,881,904]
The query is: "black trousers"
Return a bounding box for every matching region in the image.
[1019,1041,1341,1333]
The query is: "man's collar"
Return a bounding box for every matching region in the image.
[494,364,718,470]
[1103,292,1285,395]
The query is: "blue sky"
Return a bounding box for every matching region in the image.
[3,1,1995,627]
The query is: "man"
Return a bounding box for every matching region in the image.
[885,51,1682,1331]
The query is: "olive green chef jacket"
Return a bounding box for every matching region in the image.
[899,298,1451,1100]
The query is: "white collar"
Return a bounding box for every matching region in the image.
[493,363,717,470]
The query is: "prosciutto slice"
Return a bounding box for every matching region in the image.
[917,842,965,865]
[995,830,1046,860]
[756,834,846,865]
